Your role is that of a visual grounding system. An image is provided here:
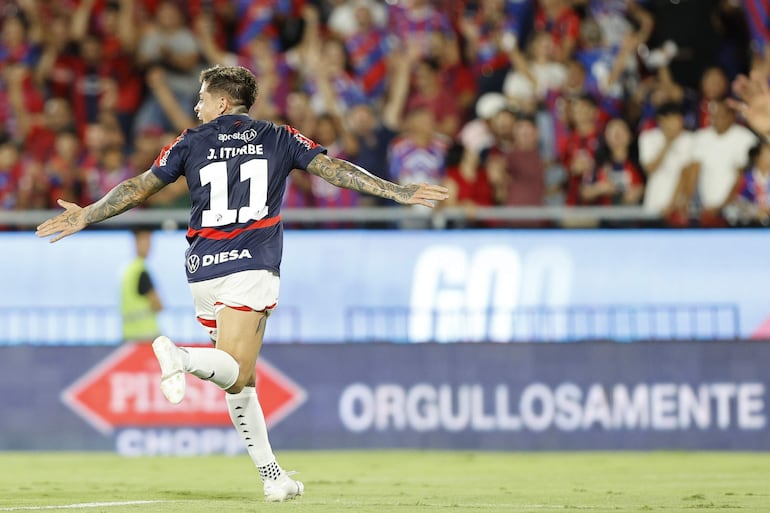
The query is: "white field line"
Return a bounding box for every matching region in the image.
[0,501,172,511]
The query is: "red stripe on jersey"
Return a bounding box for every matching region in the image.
[187,214,282,240]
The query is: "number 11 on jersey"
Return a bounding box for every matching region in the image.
[200,159,269,227]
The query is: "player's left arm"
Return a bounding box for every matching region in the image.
[305,153,449,207]
[36,170,168,243]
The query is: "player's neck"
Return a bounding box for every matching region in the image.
[223,106,249,117]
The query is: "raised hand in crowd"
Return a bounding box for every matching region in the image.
[730,70,770,139]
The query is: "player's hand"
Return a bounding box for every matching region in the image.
[729,70,770,137]
[397,183,450,208]
[36,199,88,243]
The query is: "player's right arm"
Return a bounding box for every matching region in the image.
[36,170,167,243]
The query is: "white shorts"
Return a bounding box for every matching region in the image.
[189,270,280,339]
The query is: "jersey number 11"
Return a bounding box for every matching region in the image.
[200,159,268,227]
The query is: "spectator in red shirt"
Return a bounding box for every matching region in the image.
[560,93,603,205]
[407,57,462,138]
[442,141,495,227]
[500,114,547,208]
[431,32,477,123]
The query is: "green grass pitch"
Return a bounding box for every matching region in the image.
[1,451,769,512]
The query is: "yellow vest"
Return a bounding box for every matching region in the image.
[120,257,159,341]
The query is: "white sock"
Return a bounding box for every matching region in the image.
[225,386,279,474]
[180,347,239,390]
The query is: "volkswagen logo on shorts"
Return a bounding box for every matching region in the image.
[187,254,201,274]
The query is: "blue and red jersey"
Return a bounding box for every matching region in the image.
[151,115,326,282]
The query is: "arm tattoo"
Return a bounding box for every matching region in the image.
[306,154,416,202]
[84,171,167,225]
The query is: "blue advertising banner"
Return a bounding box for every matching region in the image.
[1,341,768,453]
[2,229,770,343]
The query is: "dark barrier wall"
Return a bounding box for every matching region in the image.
[1,341,768,453]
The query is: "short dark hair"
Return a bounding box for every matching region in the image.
[199,66,259,109]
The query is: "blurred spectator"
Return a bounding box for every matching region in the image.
[493,114,547,210]
[284,90,317,136]
[573,0,653,49]
[0,140,23,210]
[504,30,567,114]
[3,64,45,156]
[345,44,412,206]
[84,144,134,200]
[580,118,644,206]
[234,0,294,53]
[432,32,477,122]
[728,142,770,225]
[696,67,729,128]
[484,105,518,161]
[291,7,366,117]
[337,1,391,102]
[634,64,697,132]
[43,129,88,208]
[21,96,76,163]
[534,0,580,63]
[457,0,518,96]
[458,91,508,154]
[689,98,757,226]
[70,0,140,145]
[327,0,387,39]
[406,56,462,138]
[441,141,495,227]
[388,0,454,58]
[744,0,770,62]
[0,13,39,69]
[134,0,203,135]
[639,102,695,222]
[575,19,639,108]
[560,93,603,205]
[388,105,450,186]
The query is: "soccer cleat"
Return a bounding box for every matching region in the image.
[263,473,304,502]
[151,336,186,404]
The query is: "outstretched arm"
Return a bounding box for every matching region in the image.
[36,170,167,243]
[305,153,449,207]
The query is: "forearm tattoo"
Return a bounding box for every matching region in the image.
[306,154,417,203]
[84,171,166,225]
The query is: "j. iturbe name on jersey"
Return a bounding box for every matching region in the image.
[150,115,326,283]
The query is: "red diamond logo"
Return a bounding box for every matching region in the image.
[62,344,306,435]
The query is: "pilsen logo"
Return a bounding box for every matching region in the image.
[61,344,306,435]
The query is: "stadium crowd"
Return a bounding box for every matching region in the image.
[0,0,769,228]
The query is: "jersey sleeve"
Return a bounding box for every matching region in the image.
[280,125,327,170]
[150,130,190,184]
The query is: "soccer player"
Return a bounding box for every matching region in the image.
[36,65,449,502]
